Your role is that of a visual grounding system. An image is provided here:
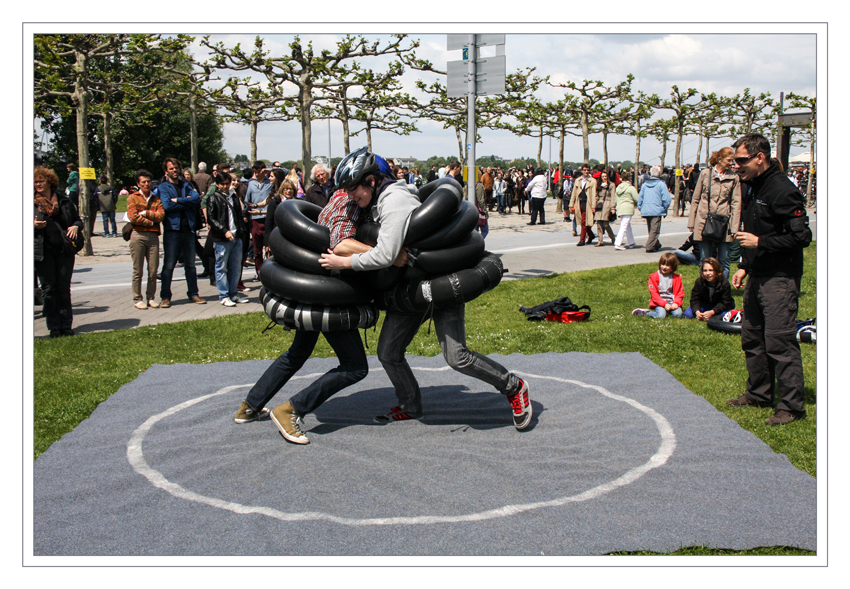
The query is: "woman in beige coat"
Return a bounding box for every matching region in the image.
[687,147,742,278]
[593,170,617,246]
[569,164,597,245]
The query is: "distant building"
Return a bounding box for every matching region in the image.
[395,156,417,168]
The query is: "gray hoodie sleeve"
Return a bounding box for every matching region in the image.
[350,183,419,271]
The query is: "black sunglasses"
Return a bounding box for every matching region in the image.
[732,153,760,166]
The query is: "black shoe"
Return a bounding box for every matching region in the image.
[526,222,536,225]
[198,271,210,278]
[577,241,586,246]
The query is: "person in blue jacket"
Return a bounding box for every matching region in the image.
[154,157,205,307]
[637,165,672,253]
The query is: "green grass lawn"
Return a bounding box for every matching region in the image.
[32,244,817,555]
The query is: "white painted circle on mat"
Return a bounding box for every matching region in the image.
[127,368,676,526]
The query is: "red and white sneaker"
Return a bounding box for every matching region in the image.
[507,379,532,430]
[374,406,423,424]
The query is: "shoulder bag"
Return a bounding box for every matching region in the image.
[701,169,729,242]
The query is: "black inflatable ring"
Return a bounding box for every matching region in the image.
[260,288,378,332]
[707,314,742,335]
[378,252,504,313]
[268,226,352,277]
[259,258,374,306]
[404,184,464,246]
[355,221,380,247]
[273,199,330,252]
[409,200,480,250]
[413,231,485,275]
[416,176,463,202]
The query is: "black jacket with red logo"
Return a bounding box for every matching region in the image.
[738,162,811,277]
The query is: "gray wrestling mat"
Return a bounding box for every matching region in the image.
[33,352,816,556]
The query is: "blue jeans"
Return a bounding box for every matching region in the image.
[160,230,199,301]
[244,329,367,415]
[699,240,732,279]
[101,211,117,235]
[476,220,489,240]
[376,305,520,415]
[674,249,699,266]
[214,240,241,300]
[683,304,710,319]
[646,306,684,319]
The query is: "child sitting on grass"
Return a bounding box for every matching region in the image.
[684,256,735,320]
[633,252,684,318]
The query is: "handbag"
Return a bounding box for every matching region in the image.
[609,209,617,222]
[475,197,487,227]
[62,229,85,254]
[700,170,729,242]
[702,212,729,242]
[122,222,134,241]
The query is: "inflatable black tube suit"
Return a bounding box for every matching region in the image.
[259,177,505,329]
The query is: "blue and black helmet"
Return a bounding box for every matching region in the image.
[334,146,392,190]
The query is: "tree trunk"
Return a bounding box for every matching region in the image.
[366,120,373,153]
[634,120,642,186]
[672,122,682,216]
[558,126,565,194]
[250,119,258,163]
[189,93,199,173]
[695,131,703,167]
[555,126,565,212]
[300,90,313,187]
[536,125,543,168]
[580,111,590,164]
[341,98,351,156]
[602,128,608,166]
[806,120,815,204]
[74,49,93,256]
[103,111,114,187]
[455,127,464,167]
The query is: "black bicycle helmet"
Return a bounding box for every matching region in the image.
[334,146,392,190]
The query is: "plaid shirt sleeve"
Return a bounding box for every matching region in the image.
[318,191,361,249]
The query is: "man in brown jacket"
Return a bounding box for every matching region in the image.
[127,169,165,309]
[481,166,494,211]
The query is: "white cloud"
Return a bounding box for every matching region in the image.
[199,31,817,164]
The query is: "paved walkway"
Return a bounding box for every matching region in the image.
[33,199,812,338]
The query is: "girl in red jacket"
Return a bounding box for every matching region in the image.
[633,252,685,318]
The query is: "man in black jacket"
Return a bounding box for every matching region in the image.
[727,134,812,426]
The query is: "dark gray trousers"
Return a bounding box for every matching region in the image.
[741,275,805,414]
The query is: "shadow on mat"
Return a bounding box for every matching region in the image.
[309,384,542,434]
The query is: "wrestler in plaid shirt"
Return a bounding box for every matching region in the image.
[318,189,362,247]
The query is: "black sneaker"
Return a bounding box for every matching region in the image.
[374,406,423,424]
[507,379,532,430]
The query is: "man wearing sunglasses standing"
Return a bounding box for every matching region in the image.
[726,134,812,426]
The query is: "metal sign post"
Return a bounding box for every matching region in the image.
[468,35,476,200]
[447,34,506,200]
